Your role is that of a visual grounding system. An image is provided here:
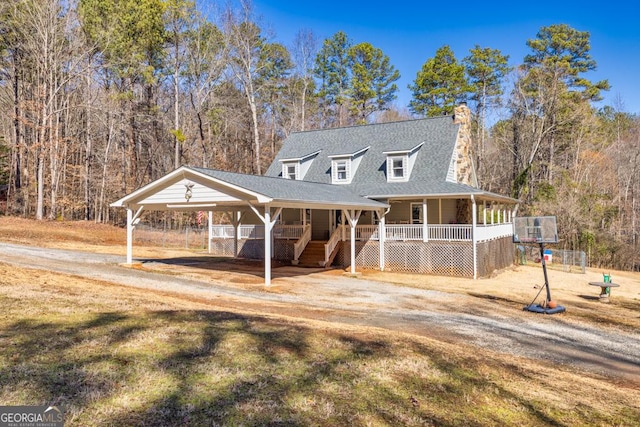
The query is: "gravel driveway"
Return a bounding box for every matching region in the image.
[1,242,638,384]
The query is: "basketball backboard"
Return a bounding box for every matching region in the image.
[512,216,558,244]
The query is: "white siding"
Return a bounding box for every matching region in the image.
[446,150,457,182]
[140,178,244,204]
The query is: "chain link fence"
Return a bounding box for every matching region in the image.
[133,222,208,250]
[516,245,586,273]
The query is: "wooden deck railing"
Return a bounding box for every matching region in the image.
[427,224,472,241]
[210,224,306,240]
[352,225,379,240]
[346,223,512,242]
[240,225,264,239]
[475,223,513,242]
[273,224,305,240]
[293,225,312,261]
[324,226,343,266]
[211,222,512,244]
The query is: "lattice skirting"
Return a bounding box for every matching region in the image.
[336,241,476,277]
[209,238,515,278]
[476,237,515,276]
[335,238,514,277]
[209,239,293,261]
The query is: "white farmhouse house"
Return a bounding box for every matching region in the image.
[112,104,518,283]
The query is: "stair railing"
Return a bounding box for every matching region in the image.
[324,226,343,266]
[293,224,312,262]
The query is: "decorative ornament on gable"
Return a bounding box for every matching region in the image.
[184,182,194,201]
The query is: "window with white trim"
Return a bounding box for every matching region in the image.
[332,159,350,183]
[282,163,298,180]
[387,155,408,181]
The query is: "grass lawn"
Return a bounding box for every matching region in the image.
[1,263,638,426]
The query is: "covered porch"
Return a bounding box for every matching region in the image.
[110,166,388,285]
[208,194,518,279]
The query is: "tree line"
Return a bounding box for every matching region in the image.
[0,0,637,270]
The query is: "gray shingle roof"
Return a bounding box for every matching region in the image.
[189,167,387,208]
[265,116,464,198]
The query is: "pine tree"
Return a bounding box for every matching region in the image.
[463,45,511,177]
[347,42,400,123]
[409,45,469,117]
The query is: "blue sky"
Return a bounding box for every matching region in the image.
[244,0,640,116]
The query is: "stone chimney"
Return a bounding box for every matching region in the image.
[452,103,476,187]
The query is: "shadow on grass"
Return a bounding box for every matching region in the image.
[1,308,635,426]
[466,292,524,306]
[577,294,601,301]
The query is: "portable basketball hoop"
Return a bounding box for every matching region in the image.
[513,216,566,314]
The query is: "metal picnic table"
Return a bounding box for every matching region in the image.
[588,281,620,302]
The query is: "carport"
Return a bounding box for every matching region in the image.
[111,166,389,285]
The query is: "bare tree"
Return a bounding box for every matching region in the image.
[223,0,280,174]
[291,29,316,131]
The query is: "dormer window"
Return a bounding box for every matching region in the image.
[328,146,369,185]
[279,150,320,180]
[384,142,424,183]
[284,163,297,180]
[333,159,350,182]
[389,156,407,180]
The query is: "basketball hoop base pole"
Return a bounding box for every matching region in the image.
[523,304,566,314]
[514,216,567,314]
[524,242,567,315]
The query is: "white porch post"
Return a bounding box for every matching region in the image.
[422,198,428,242]
[344,209,362,275]
[438,199,442,224]
[264,207,271,285]
[233,211,240,257]
[126,205,144,264]
[491,203,495,225]
[378,210,386,271]
[208,211,213,253]
[471,195,478,280]
[126,208,133,264]
[483,204,487,225]
[247,204,282,286]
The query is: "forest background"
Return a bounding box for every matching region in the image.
[0,0,638,271]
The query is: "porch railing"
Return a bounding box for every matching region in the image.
[346,223,511,242]
[240,225,264,239]
[293,225,312,261]
[211,225,235,239]
[210,224,306,240]
[324,226,343,266]
[427,224,472,241]
[354,225,379,240]
[475,223,513,242]
[211,222,512,244]
[274,224,306,240]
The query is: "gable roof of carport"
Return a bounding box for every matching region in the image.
[111,165,389,211]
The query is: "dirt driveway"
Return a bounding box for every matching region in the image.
[1,241,639,385]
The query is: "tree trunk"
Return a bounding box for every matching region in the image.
[36,148,45,220]
[173,41,181,170]
[84,71,93,220]
[12,52,21,193]
[248,90,261,175]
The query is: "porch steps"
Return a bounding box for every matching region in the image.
[296,240,328,267]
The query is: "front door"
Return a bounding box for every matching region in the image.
[411,203,424,224]
[311,209,329,240]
